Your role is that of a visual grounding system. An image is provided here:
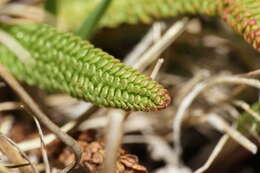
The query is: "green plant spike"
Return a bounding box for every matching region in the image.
[58,0,260,52]
[0,23,171,112]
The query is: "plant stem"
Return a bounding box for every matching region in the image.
[44,0,57,16]
[75,0,112,39]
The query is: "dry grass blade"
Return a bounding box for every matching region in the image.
[0,29,32,64]
[4,163,31,168]
[0,3,44,22]
[194,134,229,173]
[102,110,128,173]
[124,134,179,166]
[150,58,164,80]
[0,0,9,8]
[45,94,79,107]
[176,70,209,105]
[18,105,99,151]
[0,64,81,173]
[238,69,260,78]
[233,100,260,122]
[173,76,260,159]
[133,18,188,71]
[0,163,11,173]
[0,133,38,173]
[18,121,76,151]
[78,116,108,131]
[32,116,51,173]
[228,69,260,99]
[0,115,14,135]
[124,22,165,65]
[207,114,257,154]
[0,101,20,111]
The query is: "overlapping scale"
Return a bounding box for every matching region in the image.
[58,0,260,51]
[0,23,171,111]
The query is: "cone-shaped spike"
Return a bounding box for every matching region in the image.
[0,23,171,111]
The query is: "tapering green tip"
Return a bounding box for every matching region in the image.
[0,23,171,112]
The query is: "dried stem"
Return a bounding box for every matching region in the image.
[133,18,188,71]
[194,134,229,173]
[18,105,98,151]
[0,163,11,173]
[0,3,44,22]
[0,29,33,64]
[0,115,14,135]
[102,110,128,173]
[238,69,260,78]
[173,76,260,159]
[0,101,20,111]
[0,0,9,8]
[150,58,164,80]
[0,64,81,173]
[18,121,76,151]
[124,22,165,65]
[207,114,257,154]
[32,116,51,173]
[233,100,260,122]
[0,133,37,173]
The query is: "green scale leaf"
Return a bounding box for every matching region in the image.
[58,0,260,52]
[0,23,171,111]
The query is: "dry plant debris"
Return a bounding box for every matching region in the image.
[59,133,147,173]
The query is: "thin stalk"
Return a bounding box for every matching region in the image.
[44,0,57,16]
[75,0,112,39]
